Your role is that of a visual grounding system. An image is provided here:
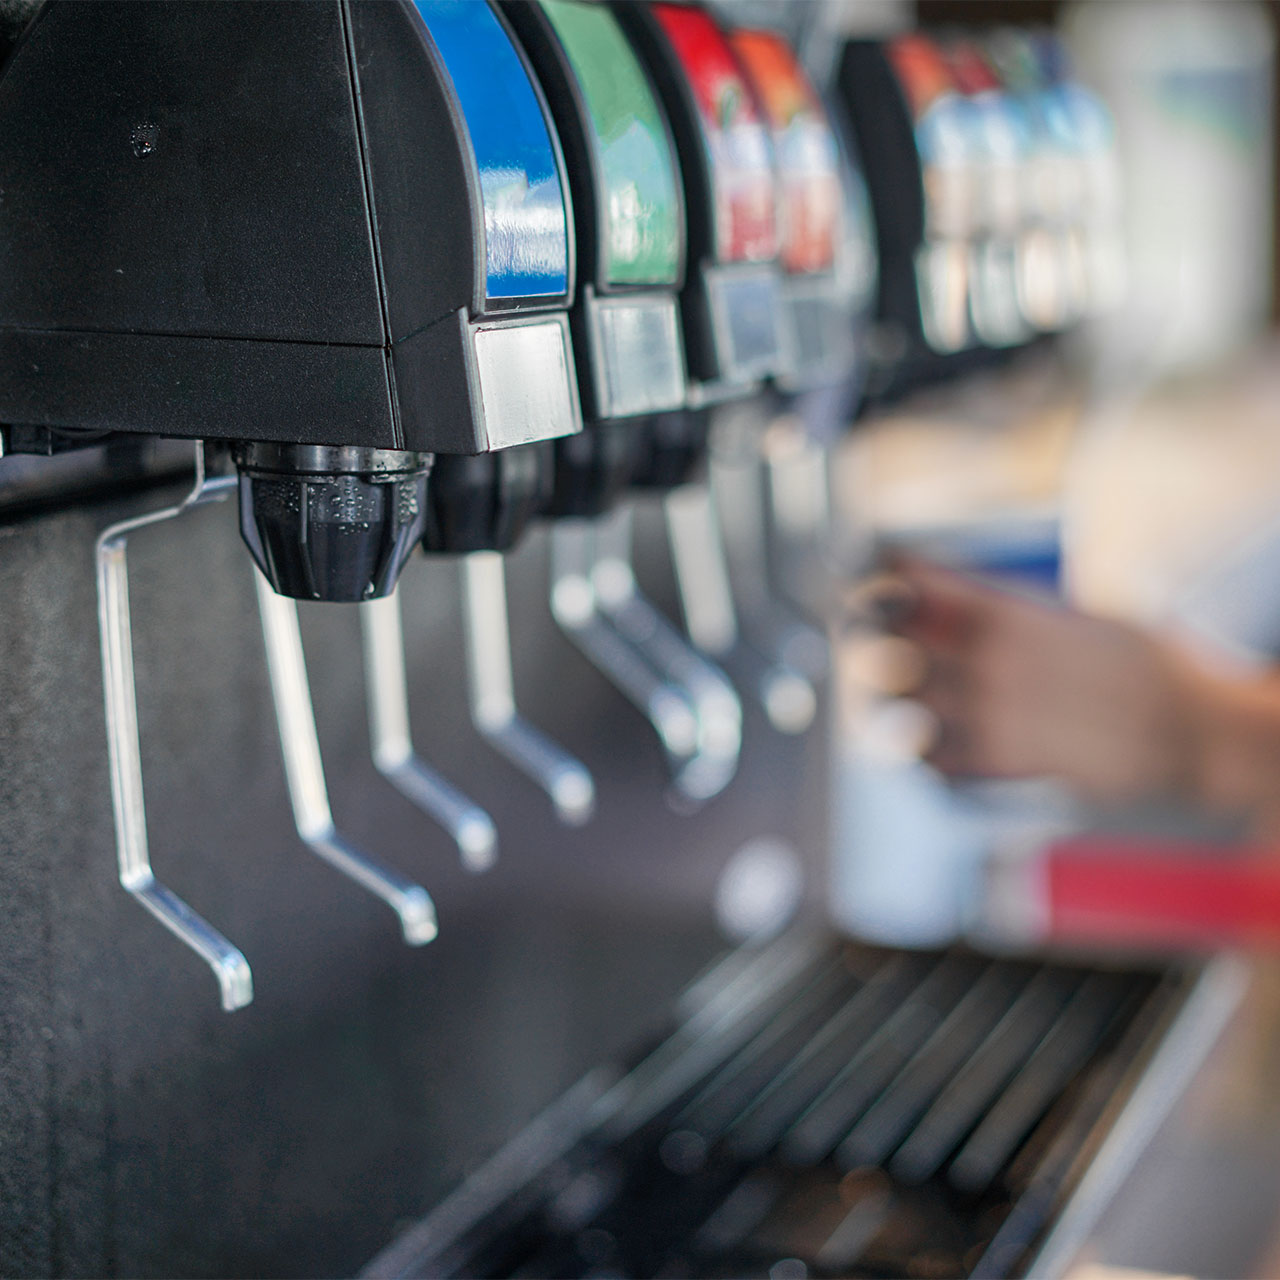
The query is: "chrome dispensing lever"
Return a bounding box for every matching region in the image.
[550,519,700,764]
[254,574,438,947]
[96,443,254,1012]
[711,421,829,689]
[588,509,742,802]
[665,481,817,737]
[461,551,595,827]
[761,412,854,613]
[359,592,497,873]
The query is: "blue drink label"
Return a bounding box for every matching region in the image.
[413,0,570,301]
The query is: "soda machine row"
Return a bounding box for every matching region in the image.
[0,1,1120,1010]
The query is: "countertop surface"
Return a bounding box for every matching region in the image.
[1058,956,1280,1280]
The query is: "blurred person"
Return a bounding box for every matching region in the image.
[871,558,1280,842]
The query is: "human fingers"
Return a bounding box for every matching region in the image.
[843,572,919,633]
[883,556,1000,651]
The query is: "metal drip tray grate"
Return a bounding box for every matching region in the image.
[365,938,1204,1280]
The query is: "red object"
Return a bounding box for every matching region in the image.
[946,39,1003,97]
[1039,837,1280,948]
[730,28,840,274]
[886,34,956,120]
[652,3,779,264]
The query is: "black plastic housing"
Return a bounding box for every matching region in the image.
[835,39,1017,404]
[545,421,638,519]
[835,42,929,357]
[502,0,689,521]
[628,409,711,491]
[236,444,431,602]
[610,2,782,393]
[422,443,554,556]
[0,0,570,454]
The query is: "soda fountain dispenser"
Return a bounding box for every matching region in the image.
[944,37,1034,350]
[983,29,1091,334]
[386,0,595,828]
[732,27,865,403]
[503,0,743,805]
[614,1,821,736]
[0,0,590,1003]
[713,25,872,677]
[1025,32,1126,320]
[839,33,979,392]
[731,25,879,615]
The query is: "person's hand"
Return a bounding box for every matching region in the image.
[862,558,1210,805]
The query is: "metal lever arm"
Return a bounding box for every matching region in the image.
[360,592,497,873]
[460,551,595,827]
[589,510,742,802]
[254,574,438,946]
[763,427,849,608]
[549,520,699,763]
[95,443,253,1012]
[665,484,817,735]
[712,449,829,684]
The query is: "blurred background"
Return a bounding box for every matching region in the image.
[820,4,1280,1275]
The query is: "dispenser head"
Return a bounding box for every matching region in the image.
[236,445,431,602]
[499,0,689,439]
[628,408,712,491]
[546,421,638,519]
[731,27,862,394]
[650,4,777,266]
[0,0,585,458]
[729,30,841,277]
[618,2,785,389]
[536,0,682,290]
[838,35,976,367]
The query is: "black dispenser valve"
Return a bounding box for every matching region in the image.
[235,444,432,603]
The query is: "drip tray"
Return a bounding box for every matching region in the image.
[364,937,1214,1280]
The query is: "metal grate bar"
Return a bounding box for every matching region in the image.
[890,968,1082,1184]
[948,973,1131,1196]
[836,962,1032,1170]
[778,952,981,1165]
[724,953,929,1160]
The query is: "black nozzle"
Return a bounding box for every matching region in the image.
[422,442,553,555]
[628,408,711,490]
[235,443,431,602]
[543,420,638,520]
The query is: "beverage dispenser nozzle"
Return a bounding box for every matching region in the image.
[588,507,745,802]
[548,519,702,768]
[95,435,441,1010]
[108,444,440,998]
[710,414,829,684]
[553,470,747,796]
[95,443,253,1011]
[702,433,830,731]
[235,444,432,604]
[664,478,817,736]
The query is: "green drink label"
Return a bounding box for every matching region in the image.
[541,0,682,286]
